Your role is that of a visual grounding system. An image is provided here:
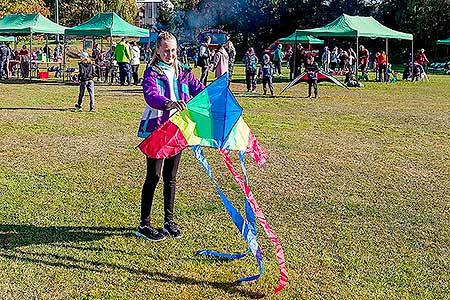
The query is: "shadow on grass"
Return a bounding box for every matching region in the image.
[0,107,72,112]
[2,250,266,298]
[0,224,132,249]
[0,225,266,298]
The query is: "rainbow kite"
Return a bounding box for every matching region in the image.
[138,74,288,293]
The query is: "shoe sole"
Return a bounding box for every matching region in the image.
[135,231,166,242]
[162,228,182,239]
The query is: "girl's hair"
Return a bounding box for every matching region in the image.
[148,31,178,71]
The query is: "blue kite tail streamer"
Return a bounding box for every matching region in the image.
[192,145,263,283]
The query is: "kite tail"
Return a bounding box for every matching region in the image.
[192,145,264,283]
[246,132,268,167]
[220,149,288,293]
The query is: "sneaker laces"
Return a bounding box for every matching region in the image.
[165,221,178,232]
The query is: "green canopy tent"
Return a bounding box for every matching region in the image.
[0,36,16,42]
[297,14,414,78]
[65,12,149,38]
[437,38,450,45]
[278,33,324,45]
[0,13,67,79]
[64,12,149,82]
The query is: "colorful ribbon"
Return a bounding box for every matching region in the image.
[219,149,288,293]
[192,145,264,283]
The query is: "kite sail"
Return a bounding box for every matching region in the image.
[138,73,288,293]
[280,69,347,94]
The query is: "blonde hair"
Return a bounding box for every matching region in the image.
[149,31,178,73]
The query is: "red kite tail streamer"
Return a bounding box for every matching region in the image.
[219,150,288,293]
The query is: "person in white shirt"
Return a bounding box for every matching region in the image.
[130,41,141,85]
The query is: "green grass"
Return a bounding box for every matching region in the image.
[0,66,450,299]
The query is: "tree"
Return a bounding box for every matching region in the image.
[57,0,137,27]
[0,0,50,19]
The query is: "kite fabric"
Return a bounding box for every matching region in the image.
[138,74,288,293]
[280,70,347,94]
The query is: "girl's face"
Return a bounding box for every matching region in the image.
[156,39,177,65]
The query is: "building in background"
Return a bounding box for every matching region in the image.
[136,0,173,28]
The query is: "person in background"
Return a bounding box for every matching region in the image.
[416,48,429,73]
[75,52,95,112]
[359,45,370,81]
[198,35,211,85]
[258,54,274,96]
[130,41,141,85]
[212,43,229,78]
[243,47,258,93]
[321,46,331,73]
[225,38,236,83]
[377,50,387,82]
[272,43,283,77]
[0,42,12,79]
[305,56,319,98]
[91,43,103,80]
[104,43,116,83]
[114,37,131,85]
[18,45,29,79]
[330,46,339,72]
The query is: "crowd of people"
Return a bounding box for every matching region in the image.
[0,42,63,80]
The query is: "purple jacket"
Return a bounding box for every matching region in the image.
[138,62,205,138]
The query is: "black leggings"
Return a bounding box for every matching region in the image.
[140,152,181,225]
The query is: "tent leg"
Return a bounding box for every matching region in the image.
[411,40,414,81]
[356,36,359,80]
[29,32,33,81]
[63,35,67,83]
[386,38,389,83]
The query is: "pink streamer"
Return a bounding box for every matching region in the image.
[219,150,288,293]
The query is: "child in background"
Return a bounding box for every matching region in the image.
[75,52,95,112]
[304,56,319,98]
[243,47,258,93]
[137,32,204,241]
[258,54,274,96]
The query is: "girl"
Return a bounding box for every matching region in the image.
[243,47,258,93]
[136,32,204,241]
[212,43,229,78]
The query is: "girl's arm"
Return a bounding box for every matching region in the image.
[142,68,170,110]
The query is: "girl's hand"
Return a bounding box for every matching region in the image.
[166,100,186,111]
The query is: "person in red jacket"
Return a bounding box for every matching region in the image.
[416,48,429,72]
[377,51,387,82]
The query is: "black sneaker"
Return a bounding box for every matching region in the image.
[163,221,182,239]
[75,104,82,111]
[135,225,166,242]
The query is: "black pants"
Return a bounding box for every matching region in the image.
[140,152,181,225]
[200,66,209,86]
[308,79,318,97]
[262,76,273,95]
[245,69,256,91]
[274,61,282,75]
[131,64,139,85]
[378,63,387,82]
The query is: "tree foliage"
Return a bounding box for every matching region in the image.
[57,0,137,27]
[0,0,50,19]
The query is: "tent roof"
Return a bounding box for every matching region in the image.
[297,14,413,40]
[0,35,16,42]
[279,33,324,44]
[65,12,149,37]
[0,13,66,35]
[437,38,450,45]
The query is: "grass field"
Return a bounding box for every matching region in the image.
[0,66,449,299]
